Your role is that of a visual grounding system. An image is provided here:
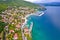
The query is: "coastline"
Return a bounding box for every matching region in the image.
[23,11,45,31]
[22,11,45,39]
[0,5,45,40]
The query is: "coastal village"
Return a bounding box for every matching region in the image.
[0,6,37,40]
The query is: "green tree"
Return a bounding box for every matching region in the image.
[0,21,7,33]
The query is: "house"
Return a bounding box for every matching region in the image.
[9,30,14,33]
[24,27,29,34]
[22,19,25,23]
[16,23,21,28]
[13,33,18,40]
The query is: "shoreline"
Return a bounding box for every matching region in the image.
[0,5,45,40]
[21,11,44,38]
[22,11,44,31]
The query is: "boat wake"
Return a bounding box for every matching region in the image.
[34,11,44,16]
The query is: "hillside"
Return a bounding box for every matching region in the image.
[0,0,40,13]
[36,2,60,6]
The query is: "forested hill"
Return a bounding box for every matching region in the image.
[0,0,46,13]
[0,0,39,7]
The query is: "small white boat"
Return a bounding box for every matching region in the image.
[34,11,44,16]
[38,11,44,16]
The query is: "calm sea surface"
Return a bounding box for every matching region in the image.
[28,6,60,40]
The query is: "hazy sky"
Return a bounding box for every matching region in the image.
[25,0,60,3]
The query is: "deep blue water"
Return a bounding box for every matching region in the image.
[28,6,60,40]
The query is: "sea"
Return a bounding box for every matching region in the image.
[27,6,60,40]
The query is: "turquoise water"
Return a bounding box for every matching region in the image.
[28,6,60,40]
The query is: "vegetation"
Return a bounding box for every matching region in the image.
[0,0,45,40]
[0,21,7,33]
[0,6,36,40]
[0,21,7,40]
[25,34,32,40]
[0,0,41,13]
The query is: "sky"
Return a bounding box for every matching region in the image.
[25,0,60,3]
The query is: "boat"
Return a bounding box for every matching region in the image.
[34,11,44,16]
